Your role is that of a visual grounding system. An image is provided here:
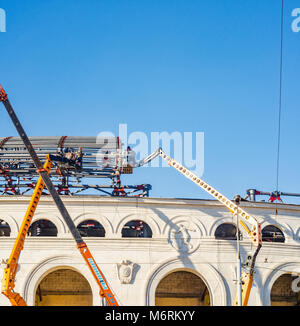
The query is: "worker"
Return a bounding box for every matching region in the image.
[126,146,136,167]
[102,150,110,168]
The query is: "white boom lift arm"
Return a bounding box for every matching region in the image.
[137,147,262,306]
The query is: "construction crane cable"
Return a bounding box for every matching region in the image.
[276,0,284,194]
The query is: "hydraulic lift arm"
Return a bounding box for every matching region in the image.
[138,148,262,306]
[1,157,52,306]
[0,85,118,306]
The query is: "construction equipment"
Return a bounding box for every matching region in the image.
[1,157,52,305]
[0,84,118,306]
[137,148,262,306]
[245,188,300,203]
[0,135,151,197]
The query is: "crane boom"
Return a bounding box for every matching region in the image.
[137,147,262,306]
[0,85,118,306]
[1,157,52,306]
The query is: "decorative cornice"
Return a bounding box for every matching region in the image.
[1,195,300,212]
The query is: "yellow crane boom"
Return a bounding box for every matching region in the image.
[137,147,262,306]
[1,157,52,306]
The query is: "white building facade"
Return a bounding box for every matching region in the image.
[0,195,300,306]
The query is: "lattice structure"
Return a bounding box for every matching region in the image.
[0,136,151,197]
[245,189,300,203]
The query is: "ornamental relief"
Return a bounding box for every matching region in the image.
[116,260,137,284]
[167,218,202,254]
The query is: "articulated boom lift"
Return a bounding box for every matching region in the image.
[138,148,263,306]
[0,85,118,306]
[1,157,52,305]
[0,83,261,306]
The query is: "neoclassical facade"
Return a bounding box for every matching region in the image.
[0,195,300,306]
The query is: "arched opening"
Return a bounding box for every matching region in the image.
[28,219,57,237]
[270,273,300,306]
[122,220,152,238]
[262,225,285,243]
[77,219,105,237]
[0,219,11,236]
[35,268,93,306]
[215,223,241,240]
[155,271,210,306]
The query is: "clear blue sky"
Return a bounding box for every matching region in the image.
[1,0,300,203]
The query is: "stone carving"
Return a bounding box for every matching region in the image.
[116,260,136,284]
[169,219,201,253]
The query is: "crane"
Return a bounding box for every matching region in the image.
[0,84,118,306]
[137,148,262,306]
[2,153,89,305]
[1,157,52,305]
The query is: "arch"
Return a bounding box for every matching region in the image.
[121,220,152,238]
[30,212,66,237]
[0,215,18,237]
[296,227,300,241]
[260,220,294,243]
[214,223,241,240]
[116,213,160,238]
[0,219,11,236]
[145,258,227,306]
[35,268,93,306]
[73,212,113,237]
[210,216,247,240]
[270,273,300,306]
[262,262,300,306]
[155,270,210,306]
[77,219,105,237]
[262,224,285,243]
[28,219,58,237]
[23,256,102,306]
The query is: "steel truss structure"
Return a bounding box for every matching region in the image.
[245,188,300,203]
[0,136,151,197]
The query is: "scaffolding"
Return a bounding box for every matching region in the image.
[245,189,300,203]
[0,136,151,197]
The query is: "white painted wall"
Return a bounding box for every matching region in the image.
[0,196,300,306]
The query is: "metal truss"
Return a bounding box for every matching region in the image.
[0,136,150,197]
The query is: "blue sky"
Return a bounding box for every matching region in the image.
[0,0,300,203]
